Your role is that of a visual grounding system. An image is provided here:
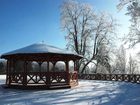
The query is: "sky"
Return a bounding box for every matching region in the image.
[0,0,130,54]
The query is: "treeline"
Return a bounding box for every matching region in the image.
[0,60,6,74]
[0,60,75,74]
[0,59,139,74]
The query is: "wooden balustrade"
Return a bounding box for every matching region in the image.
[7,71,78,87]
[78,74,140,83]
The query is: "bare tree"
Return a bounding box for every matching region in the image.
[112,45,126,74]
[0,60,6,74]
[127,54,138,74]
[61,1,117,73]
[94,42,112,73]
[118,0,140,47]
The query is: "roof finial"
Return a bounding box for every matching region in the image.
[42,40,44,44]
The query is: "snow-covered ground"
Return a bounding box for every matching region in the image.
[0,75,140,105]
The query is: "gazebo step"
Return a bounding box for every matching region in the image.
[49,85,71,89]
[2,84,71,90]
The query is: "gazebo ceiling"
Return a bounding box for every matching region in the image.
[1,43,82,61]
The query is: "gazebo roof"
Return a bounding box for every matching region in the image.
[1,43,82,60]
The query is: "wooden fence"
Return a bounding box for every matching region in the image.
[78,74,140,83]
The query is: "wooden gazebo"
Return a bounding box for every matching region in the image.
[1,43,82,89]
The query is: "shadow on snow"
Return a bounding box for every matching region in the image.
[0,79,140,105]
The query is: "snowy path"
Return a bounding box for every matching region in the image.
[0,75,140,105]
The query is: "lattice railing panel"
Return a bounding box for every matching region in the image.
[79,74,140,84]
[49,72,67,84]
[9,73,23,84]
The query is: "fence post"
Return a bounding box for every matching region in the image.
[133,75,136,83]
[128,74,130,82]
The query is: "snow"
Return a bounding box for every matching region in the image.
[2,43,80,56]
[0,75,140,105]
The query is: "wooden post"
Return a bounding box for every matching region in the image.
[23,61,27,86]
[6,60,9,85]
[74,60,76,71]
[47,61,50,86]
[74,60,78,84]
[65,61,70,85]
[8,60,12,85]
[52,62,56,72]
[133,75,137,83]
[122,74,124,81]
[47,61,49,72]
[38,62,42,80]
[38,62,42,73]
[128,74,130,82]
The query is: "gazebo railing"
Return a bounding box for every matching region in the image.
[7,71,78,86]
[78,74,140,83]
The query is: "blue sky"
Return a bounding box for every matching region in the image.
[0,0,130,54]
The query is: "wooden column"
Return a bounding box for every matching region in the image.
[47,61,50,86]
[8,60,12,85]
[65,61,69,72]
[47,61,49,72]
[65,61,70,85]
[23,61,27,86]
[38,62,42,73]
[74,60,77,71]
[6,60,8,85]
[38,62,42,79]
[52,62,56,72]
[6,60,9,85]
[74,60,78,84]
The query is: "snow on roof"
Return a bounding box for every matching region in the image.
[2,43,80,56]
